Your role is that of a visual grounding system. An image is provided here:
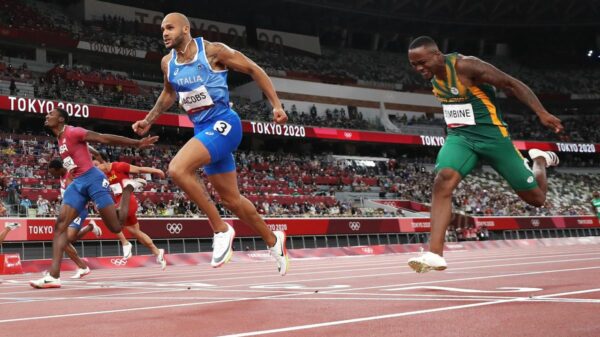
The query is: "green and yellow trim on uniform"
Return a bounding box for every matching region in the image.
[431,53,509,138]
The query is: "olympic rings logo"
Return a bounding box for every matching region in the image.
[110,258,128,266]
[166,223,183,234]
[349,222,361,231]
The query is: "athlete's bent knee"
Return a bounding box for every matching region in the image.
[433,169,459,196]
[54,218,70,233]
[168,162,186,182]
[221,195,242,213]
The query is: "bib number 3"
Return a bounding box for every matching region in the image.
[213,121,232,136]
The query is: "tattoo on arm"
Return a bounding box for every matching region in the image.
[147,95,171,123]
[207,43,226,67]
[146,57,176,123]
[469,58,546,114]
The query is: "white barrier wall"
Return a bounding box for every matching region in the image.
[271,78,440,107]
[233,78,441,123]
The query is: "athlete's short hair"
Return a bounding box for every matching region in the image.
[56,108,69,123]
[48,158,63,170]
[409,36,438,50]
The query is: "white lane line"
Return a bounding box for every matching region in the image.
[222,256,600,289]
[1,258,598,307]
[0,265,597,324]
[384,286,543,293]
[2,295,598,305]
[155,250,600,283]
[320,292,521,300]
[0,288,189,306]
[8,247,592,284]
[4,247,598,288]
[0,296,490,303]
[319,266,600,295]
[0,291,307,324]
[106,249,600,283]
[217,288,600,337]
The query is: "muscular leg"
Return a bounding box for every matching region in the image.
[98,185,134,233]
[208,171,276,247]
[126,223,160,256]
[516,157,548,207]
[48,204,80,278]
[98,204,121,233]
[65,228,87,269]
[429,169,462,256]
[168,138,228,233]
[116,187,134,225]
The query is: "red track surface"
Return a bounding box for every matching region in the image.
[1,243,600,337]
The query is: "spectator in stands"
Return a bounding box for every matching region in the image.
[9,79,16,95]
[19,197,32,216]
[310,105,317,119]
[36,195,49,216]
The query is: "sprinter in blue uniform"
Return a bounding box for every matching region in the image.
[132,13,289,275]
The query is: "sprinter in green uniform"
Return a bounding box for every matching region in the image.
[591,192,600,220]
[406,36,564,273]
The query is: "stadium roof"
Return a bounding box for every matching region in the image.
[283,0,600,27]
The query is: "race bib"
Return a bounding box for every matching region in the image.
[179,86,214,113]
[62,156,78,172]
[110,183,123,195]
[213,120,232,136]
[442,103,476,127]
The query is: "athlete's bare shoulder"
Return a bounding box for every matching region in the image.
[204,40,233,57]
[456,54,515,88]
[455,54,490,79]
[203,40,234,70]
[455,54,483,68]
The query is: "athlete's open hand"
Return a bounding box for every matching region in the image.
[137,135,159,149]
[132,119,152,136]
[539,112,564,134]
[273,107,288,124]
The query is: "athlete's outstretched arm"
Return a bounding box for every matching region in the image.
[458,57,563,134]
[133,56,177,135]
[0,227,11,243]
[211,42,287,124]
[128,165,166,178]
[88,145,101,161]
[84,131,158,149]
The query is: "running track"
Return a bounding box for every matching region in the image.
[1,244,599,337]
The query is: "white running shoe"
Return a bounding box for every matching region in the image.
[122,178,147,192]
[90,220,102,237]
[268,231,289,276]
[5,222,20,230]
[122,242,133,259]
[408,251,447,273]
[211,224,235,268]
[30,274,61,289]
[156,248,166,270]
[528,149,560,168]
[70,266,91,279]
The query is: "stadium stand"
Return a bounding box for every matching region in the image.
[1,131,598,219]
